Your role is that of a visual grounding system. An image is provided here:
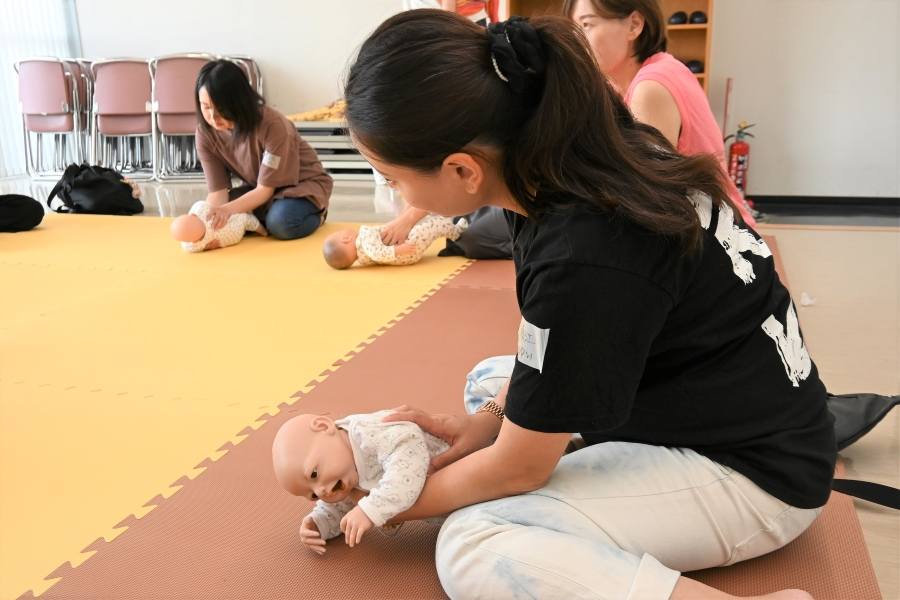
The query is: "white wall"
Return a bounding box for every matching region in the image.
[74,0,900,198]
[708,0,900,198]
[74,0,401,114]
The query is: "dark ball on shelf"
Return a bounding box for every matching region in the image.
[685,60,704,74]
[668,11,688,25]
[689,11,708,24]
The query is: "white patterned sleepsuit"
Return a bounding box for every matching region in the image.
[307,410,450,540]
[356,215,467,266]
[181,200,262,253]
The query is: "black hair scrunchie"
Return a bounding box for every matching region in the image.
[487,16,546,94]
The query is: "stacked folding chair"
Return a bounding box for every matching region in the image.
[14,53,263,182]
[14,58,87,180]
[90,58,154,178]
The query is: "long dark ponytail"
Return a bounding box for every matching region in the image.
[345,10,733,254]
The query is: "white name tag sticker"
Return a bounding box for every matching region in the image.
[517,316,549,372]
[262,151,281,169]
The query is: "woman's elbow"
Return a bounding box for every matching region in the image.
[503,468,553,495]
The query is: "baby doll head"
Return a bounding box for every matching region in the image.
[170,214,206,243]
[323,228,359,269]
[272,414,359,503]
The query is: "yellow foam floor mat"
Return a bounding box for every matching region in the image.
[0,214,468,599]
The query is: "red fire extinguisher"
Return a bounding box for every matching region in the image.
[724,121,755,198]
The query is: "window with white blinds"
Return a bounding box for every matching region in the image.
[0,0,82,177]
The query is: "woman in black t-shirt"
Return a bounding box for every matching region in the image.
[342,11,834,600]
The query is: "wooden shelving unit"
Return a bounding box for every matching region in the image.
[662,0,713,94]
[500,0,714,94]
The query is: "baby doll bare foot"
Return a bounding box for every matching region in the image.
[394,242,417,256]
[255,224,268,237]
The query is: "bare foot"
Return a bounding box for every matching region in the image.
[256,225,268,237]
[758,591,813,600]
[672,578,814,600]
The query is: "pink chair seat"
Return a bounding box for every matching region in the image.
[23,114,75,133]
[98,114,153,136]
[157,113,198,135]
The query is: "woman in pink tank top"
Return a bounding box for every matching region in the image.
[564,0,756,227]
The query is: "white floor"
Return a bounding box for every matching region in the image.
[0,176,407,223]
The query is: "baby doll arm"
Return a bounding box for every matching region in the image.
[308,497,356,541]
[356,429,431,526]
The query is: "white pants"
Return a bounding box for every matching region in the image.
[438,357,822,600]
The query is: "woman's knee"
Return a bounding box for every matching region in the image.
[264,199,321,240]
[463,355,515,414]
[436,509,497,599]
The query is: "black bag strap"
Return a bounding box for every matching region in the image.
[47,163,82,212]
[833,478,900,509]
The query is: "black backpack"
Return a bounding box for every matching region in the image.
[47,163,144,215]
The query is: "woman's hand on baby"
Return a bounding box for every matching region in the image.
[206,204,232,231]
[383,406,501,473]
[340,506,374,547]
[299,515,327,555]
[380,218,414,246]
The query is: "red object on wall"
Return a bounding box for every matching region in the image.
[725,121,755,198]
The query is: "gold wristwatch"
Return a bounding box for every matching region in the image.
[475,400,505,421]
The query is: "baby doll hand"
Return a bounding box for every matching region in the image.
[394,242,417,256]
[340,505,374,547]
[299,515,327,555]
[256,224,269,237]
[203,239,221,251]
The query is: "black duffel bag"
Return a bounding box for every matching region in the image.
[47,163,144,215]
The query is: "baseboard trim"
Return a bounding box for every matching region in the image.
[750,195,900,207]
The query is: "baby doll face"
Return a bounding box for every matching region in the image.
[272,415,359,503]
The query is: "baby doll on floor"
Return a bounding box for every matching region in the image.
[323,214,467,268]
[171,200,267,253]
[272,410,449,553]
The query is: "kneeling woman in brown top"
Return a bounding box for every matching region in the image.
[194,60,333,240]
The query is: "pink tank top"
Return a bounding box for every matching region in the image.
[624,53,756,227]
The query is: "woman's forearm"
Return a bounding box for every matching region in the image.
[226,185,274,214]
[391,413,571,522]
[206,189,229,207]
[401,204,429,225]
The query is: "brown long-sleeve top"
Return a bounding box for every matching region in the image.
[196,105,333,220]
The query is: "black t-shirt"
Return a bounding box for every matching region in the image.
[505,194,836,509]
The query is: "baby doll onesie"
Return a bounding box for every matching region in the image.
[356,214,468,266]
[308,410,450,540]
[181,200,261,253]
